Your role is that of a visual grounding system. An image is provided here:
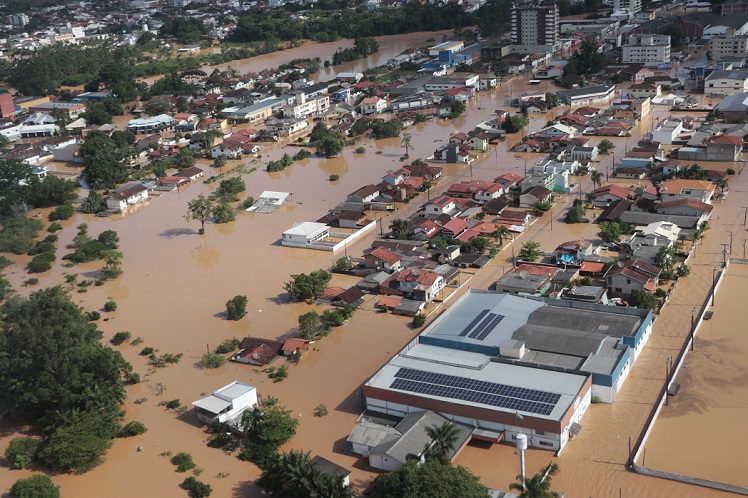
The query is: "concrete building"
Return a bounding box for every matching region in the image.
[622,35,671,66]
[614,0,641,14]
[106,184,149,212]
[7,13,30,27]
[363,291,654,454]
[659,179,717,204]
[0,92,15,119]
[281,222,330,246]
[511,2,559,46]
[127,114,175,134]
[557,85,617,106]
[709,35,748,60]
[652,119,684,145]
[704,68,748,95]
[192,381,257,425]
[715,91,748,122]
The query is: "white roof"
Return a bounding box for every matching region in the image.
[128,114,175,127]
[192,395,231,414]
[214,380,255,401]
[283,221,328,237]
[258,191,290,203]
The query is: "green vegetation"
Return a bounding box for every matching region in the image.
[80,191,107,214]
[5,437,40,469]
[332,37,380,65]
[370,460,488,498]
[565,202,586,224]
[104,300,118,312]
[65,224,119,264]
[117,421,147,438]
[564,39,604,77]
[284,269,332,301]
[518,241,542,262]
[424,422,461,465]
[449,101,466,119]
[0,216,43,254]
[258,450,354,498]
[215,338,240,354]
[598,139,614,155]
[503,114,529,133]
[79,131,132,190]
[390,218,414,240]
[239,397,298,468]
[27,252,55,273]
[200,352,227,369]
[181,477,212,498]
[110,331,131,345]
[329,174,340,181]
[148,353,183,368]
[313,404,329,417]
[9,475,60,498]
[215,177,246,202]
[140,346,155,356]
[371,120,403,139]
[268,365,288,382]
[628,290,657,310]
[510,463,561,498]
[230,4,474,43]
[171,452,196,472]
[412,314,426,328]
[334,255,353,271]
[225,295,248,320]
[310,122,346,158]
[160,18,207,44]
[185,195,215,234]
[47,222,62,233]
[211,201,236,224]
[298,311,327,340]
[599,221,632,243]
[355,146,366,154]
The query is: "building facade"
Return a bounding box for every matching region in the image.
[622,35,671,66]
[709,35,748,60]
[511,2,559,46]
[613,0,642,14]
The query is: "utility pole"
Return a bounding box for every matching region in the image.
[664,356,672,405]
[691,306,697,352]
[712,267,717,307]
[511,234,516,268]
[741,206,748,226]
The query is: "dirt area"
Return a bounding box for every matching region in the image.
[641,262,748,488]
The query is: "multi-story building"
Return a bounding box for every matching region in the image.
[171,0,193,7]
[613,0,642,14]
[709,35,748,60]
[7,13,30,27]
[622,34,671,66]
[511,2,559,46]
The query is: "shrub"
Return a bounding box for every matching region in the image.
[117,421,147,438]
[225,295,248,320]
[591,395,602,404]
[181,477,212,498]
[321,308,346,327]
[27,252,55,273]
[149,353,183,367]
[200,352,226,369]
[163,399,182,410]
[677,265,691,277]
[654,288,667,298]
[240,196,255,209]
[126,372,140,384]
[104,300,117,312]
[140,346,155,356]
[268,365,288,382]
[9,475,59,498]
[0,255,11,269]
[214,338,240,354]
[660,270,675,281]
[87,311,101,321]
[216,177,246,201]
[313,404,328,417]
[171,452,196,472]
[412,315,426,328]
[47,222,62,233]
[727,168,736,175]
[328,174,339,181]
[0,216,44,254]
[354,146,366,154]
[48,204,74,221]
[5,437,40,469]
[212,201,235,223]
[111,331,131,345]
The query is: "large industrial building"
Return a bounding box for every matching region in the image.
[362,291,653,452]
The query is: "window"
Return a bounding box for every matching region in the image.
[538,440,554,447]
[615,287,622,293]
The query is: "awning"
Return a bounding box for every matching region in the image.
[192,395,231,415]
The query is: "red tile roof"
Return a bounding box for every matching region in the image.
[593,185,632,199]
[368,246,401,265]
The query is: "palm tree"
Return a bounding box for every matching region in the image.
[693,221,709,245]
[493,226,511,246]
[424,422,461,465]
[509,463,561,498]
[590,171,603,191]
[258,450,356,498]
[401,133,412,159]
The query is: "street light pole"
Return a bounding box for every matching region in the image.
[691,307,696,352]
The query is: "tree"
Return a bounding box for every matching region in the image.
[9,475,60,498]
[225,295,248,320]
[509,463,561,498]
[144,98,169,116]
[284,270,332,301]
[692,221,709,245]
[83,102,113,125]
[598,139,614,155]
[590,170,603,190]
[38,410,118,472]
[563,39,604,77]
[371,120,403,139]
[27,175,78,209]
[492,226,511,246]
[213,156,227,169]
[176,96,190,113]
[370,460,487,498]
[628,289,657,310]
[258,450,355,498]
[5,437,40,469]
[491,59,509,81]
[185,194,215,234]
[316,134,345,158]
[216,177,246,201]
[0,159,34,214]
[544,93,559,108]
[401,132,412,158]
[518,241,542,262]
[240,398,299,466]
[449,101,466,119]
[334,256,353,271]
[298,311,326,340]
[390,218,414,240]
[655,246,676,271]
[424,422,461,465]
[212,201,236,224]
[599,221,623,243]
[564,204,586,224]
[101,249,124,280]
[80,131,130,189]
[181,477,212,498]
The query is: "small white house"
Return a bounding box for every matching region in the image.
[192,381,258,425]
[106,184,149,212]
[360,97,387,115]
[281,222,330,246]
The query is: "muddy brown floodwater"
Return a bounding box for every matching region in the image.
[641,262,748,488]
[0,68,745,497]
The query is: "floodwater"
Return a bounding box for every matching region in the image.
[0,71,745,497]
[141,30,453,85]
[642,262,748,488]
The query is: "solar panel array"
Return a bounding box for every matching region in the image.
[389,367,561,416]
[457,309,505,341]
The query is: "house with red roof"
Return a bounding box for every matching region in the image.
[364,246,403,271]
[605,259,661,297]
[389,268,445,302]
[231,338,284,366]
[282,338,310,357]
[655,199,713,219]
[425,195,458,216]
[413,219,442,240]
[441,217,469,238]
[591,185,633,207]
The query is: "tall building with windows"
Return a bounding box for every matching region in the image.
[622,34,671,66]
[614,0,642,14]
[511,2,559,47]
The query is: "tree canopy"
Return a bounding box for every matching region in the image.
[80,131,131,189]
[563,39,604,77]
[370,460,487,498]
[284,270,332,301]
[258,450,355,498]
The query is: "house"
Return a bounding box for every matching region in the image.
[192,381,258,425]
[349,411,472,471]
[175,166,205,182]
[656,199,713,218]
[555,239,595,265]
[652,120,685,145]
[620,223,678,265]
[591,185,632,207]
[157,176,188,190]
[519,185,552,208]
[704,68,748,95]
[534,123,577,140]
[348,185,380,203]
[364,246,402,271]
[605,259,661,296]
[106,184,149,212]
[705,134,742,161]
[556,85,617,105]
[628,83,661,99]
[483,197,508,215]
[334,287,366,308]
[495,268,553,295]
[467,134,489,152]
[441,217,469,238]
[338,210,367,229]
[568,145,599,161]
[360,97,388,115]
[413,220,443,240]
[425,195,457,216]
[659,179,716,204]
[127,114,176,134]
[231,337,283,366]
[281,222,330,247]
[210,139,244,159]
[310,456,351,487]
[390,268,445,302]
[383,168,411,187]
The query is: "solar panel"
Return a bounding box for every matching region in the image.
[390,367,561,416]
[458,309,489,337]
[468,312,497,339]
[475,314,505,341]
